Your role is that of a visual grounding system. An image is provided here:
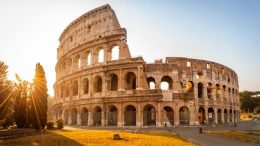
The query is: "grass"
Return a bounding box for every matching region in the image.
[2,130,194,146]
[207,130,260,144]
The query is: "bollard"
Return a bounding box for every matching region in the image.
[199,127,203,134]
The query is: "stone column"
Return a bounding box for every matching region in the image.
[214,107,218,124]
[118,104,123,127]
[157,102,162,127]
[231,109,234,123]
[101,111,105,126]
[77,106,81,126]
[227,110,230,123]
[88,111,93,126]
[137,103,142,127]
[68,108,72,125]
[221,109,224,124]
[136,66,143,90]
[118,69,124,91]
[174,105,179,126]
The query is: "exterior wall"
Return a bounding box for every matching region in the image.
[51,4,240,127]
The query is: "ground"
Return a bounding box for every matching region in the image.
[1,129,193,146]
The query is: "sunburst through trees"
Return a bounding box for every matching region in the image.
[0,61,48,130]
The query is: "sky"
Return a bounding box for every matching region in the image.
[0,0,259,96]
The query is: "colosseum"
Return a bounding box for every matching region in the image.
[51,4,240,127]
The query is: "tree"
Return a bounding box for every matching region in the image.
[31,63,48,130]
[240,90,260,113]
[0,61,14,128]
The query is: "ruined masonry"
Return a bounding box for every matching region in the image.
[51,4,240,127]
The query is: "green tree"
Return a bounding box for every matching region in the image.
[0,61,14,128]
[240,90,260,113]
[31,63,48,130]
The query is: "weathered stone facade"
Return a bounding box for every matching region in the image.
[52,4,240,127]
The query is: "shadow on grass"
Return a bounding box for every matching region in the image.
[2,130,83,146]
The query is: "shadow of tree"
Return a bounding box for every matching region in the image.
[2,131,83,146]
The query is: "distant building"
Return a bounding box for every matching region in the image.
[52,4,240,126]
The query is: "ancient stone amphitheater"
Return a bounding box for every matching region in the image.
[51,4,240,127]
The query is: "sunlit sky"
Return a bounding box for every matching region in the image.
[0,0,259,96]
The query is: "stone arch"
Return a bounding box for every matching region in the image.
[111,45,119,60]
[147,77,156,89]
[82,78,89,94]
[98,48,104,63]
[124,105,136,126]
[217,109,222,124]
[229,109,233,122]
[64,109,69,125]
[143,104,156,126]
[186,81,194,92]
[198,82,203,98]
[93,106,102,126]
[87,52,92,65]
[207,82,213,99]
[160,75,173,90]
[179,106,190,125]
[72,80,78,96]
[109,74,118,91]
[163,106,174,126]
[71,108,77,125]
[196,71,203,80]
[74,54,81,69]
[208,107,215,124]
[94,76,102,92]
[124,72,136,90]
[107,105,118,126]
[81,107,88,125]
[198,107,206,124]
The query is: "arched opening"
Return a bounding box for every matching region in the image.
[94,76,102,92]
[179,106,190,125]
[160,76,173,90]
[111,46,119,60]
[82,78,89,94]
[71,108,77,125]
[110,74,118,91]
[228,88,231,98]
[108,106,118,126]
[196,72,203,80]
[72,81,78,96]
[64,109,69,125]
[98,49,104,63]
[147,77,156,89]
[87,53,92,65]
[67,58,72,73]
[60,84,64,98]
[93,106,102,126]
[143,105,156,126]
[208,107,215,124]
[207,83,213,99]
[198,82,203,98]
[224,109,228,123]
[198,107,206,124]
[74,54,81,69]
[186,81,194,92]
[81,108,88,126]
[163,106,174,126]
[125,72,136,90]
[217,109,222,124]
[124,105,136,126]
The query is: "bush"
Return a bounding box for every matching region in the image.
[46,121,54,129]
[56,119,64,129]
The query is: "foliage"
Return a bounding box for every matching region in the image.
[46,121,54,129]
[0,61,14,128]
[31,63,48,131]
[56,119,64,129]
[240,91,260,113]
[3,130,193,146]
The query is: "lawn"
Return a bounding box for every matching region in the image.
[207,130,260,144]
[2,130,194,146]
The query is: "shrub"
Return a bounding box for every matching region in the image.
[46,121,54,129]
[56,119,64,129]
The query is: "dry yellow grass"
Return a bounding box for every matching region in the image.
[3,130,194,146]
[207,130,260,144]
